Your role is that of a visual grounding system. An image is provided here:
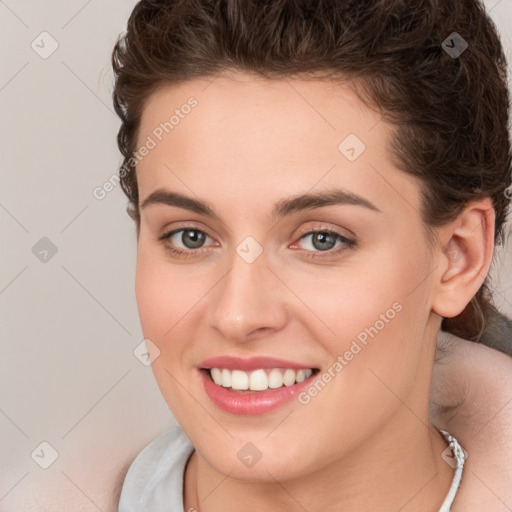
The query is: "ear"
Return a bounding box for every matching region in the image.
[431,197,495,318]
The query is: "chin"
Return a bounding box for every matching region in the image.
[189,431,322,483]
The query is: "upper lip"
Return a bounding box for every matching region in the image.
[198,356,317,371]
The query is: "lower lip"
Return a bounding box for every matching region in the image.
[199,370,316,415]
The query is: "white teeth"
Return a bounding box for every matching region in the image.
[221,368,231,388]
[211,368,222,385]
[249,369,268,391]
[296,369,306,383]
[208,367,314,391]
[231,370,249,390]
[282,368,295,386]
[268,368,283,388]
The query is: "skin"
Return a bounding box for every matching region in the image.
[429,331,512,509]
[132,71,504,511]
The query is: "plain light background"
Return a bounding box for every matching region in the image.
[1,1,511,510]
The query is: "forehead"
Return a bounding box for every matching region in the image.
[138,72,379,152]
[136,72,422,219]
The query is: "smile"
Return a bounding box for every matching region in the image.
[198,356,320,415]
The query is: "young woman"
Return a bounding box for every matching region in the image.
[112,1,512,510]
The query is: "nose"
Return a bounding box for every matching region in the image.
[208,249,288,342]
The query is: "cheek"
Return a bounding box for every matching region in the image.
[135,244,206,340]
[285,244,432,377]
[280,252,433,448]
[134,245,208,413]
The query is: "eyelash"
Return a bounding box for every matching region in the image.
[157,226,357,260]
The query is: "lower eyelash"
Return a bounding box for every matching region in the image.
[164,245,200,258]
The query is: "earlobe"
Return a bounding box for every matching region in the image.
[432,198,495,318]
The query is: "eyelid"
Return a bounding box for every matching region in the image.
[158,221,213,239]
[293,221,354,239]
[157,225,216,246]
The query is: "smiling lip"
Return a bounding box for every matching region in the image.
[197,356,318,415]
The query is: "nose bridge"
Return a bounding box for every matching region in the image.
[209,243,286,341]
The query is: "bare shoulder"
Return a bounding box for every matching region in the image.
[431,331,512,510]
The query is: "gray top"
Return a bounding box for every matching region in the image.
[117,425,465,512]
[118,426,194,512]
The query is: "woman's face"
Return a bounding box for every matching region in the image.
[134,72,443,481]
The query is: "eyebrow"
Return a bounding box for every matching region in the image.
[140,187,382,220]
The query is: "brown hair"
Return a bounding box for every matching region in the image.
[112,0,512,351]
